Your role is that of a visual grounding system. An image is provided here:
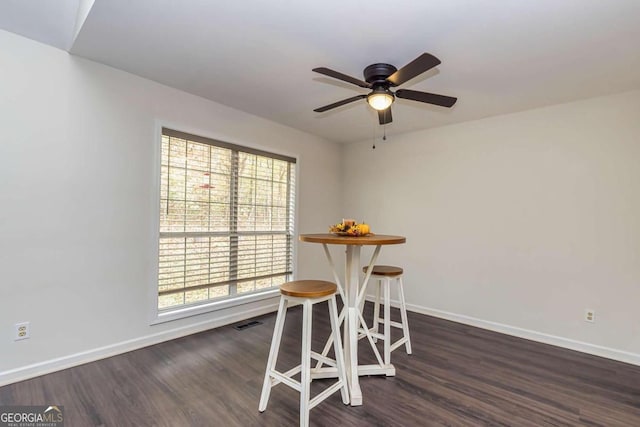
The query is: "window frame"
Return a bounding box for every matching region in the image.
[149,123,298,324]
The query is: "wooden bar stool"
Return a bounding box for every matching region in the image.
[259,280,349,427]
[363,266,412,365]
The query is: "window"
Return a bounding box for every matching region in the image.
[157,128,296,313]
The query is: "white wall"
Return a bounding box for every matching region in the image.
[2,27,637,386]
[344,90,640,364]
[0,30,342,384]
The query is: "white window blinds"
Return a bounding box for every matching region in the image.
[158,128,296,311]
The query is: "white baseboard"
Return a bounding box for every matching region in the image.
[4,297,638,387]
[405,302,640,367]
[0,302,279,387]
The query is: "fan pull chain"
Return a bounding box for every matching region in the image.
[382,109,388,141]
[372,116,377,149]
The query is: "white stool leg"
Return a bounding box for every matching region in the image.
[259,296,288,412]
[328,296,350,405]
[397,276,412,354]
[371,279,381,343]
[300,299,313,427]
[383,277,391,368]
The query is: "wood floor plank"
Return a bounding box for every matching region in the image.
[1,303,639,426]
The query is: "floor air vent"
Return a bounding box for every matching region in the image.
[233,320,263,331]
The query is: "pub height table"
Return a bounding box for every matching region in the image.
[298,233,406,406]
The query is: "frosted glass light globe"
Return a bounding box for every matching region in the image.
[367,92,394,111]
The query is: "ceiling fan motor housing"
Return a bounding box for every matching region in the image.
[364,63,398,86]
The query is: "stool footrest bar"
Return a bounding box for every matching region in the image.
[270,369,301,391]
[389,320,403,329]
[375,318,404,329]
[310,351,336,367]
[357,364,396,376]
[390,337,409,352]
[309,381,346,410]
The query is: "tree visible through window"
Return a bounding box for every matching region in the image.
[158,129,296,311]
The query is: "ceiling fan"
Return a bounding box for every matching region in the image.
[312,53,457,125]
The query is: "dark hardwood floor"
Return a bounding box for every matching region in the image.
[2,303,640,426]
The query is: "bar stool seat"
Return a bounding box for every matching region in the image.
[279,280,338,298]
[362,266,412,364]
[367,265,403,277]
[259,280,349,427]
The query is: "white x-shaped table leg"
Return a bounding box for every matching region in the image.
[310,243,394,406]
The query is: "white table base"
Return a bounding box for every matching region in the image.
[313,243,395,406]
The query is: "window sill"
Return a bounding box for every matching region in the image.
[151,288,280,325]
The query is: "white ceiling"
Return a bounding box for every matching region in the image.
[0,0,80,50]
[2,0,640,143]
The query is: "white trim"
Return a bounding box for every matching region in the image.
[365,295,401,308]
[151,289,280,324]
[5,297,637,387]
[153,119,300,166]
[148,119,299,324]
[291,159,300,280]
[404,302,640,367]
[0,301,279,387]
[149,120,163,324]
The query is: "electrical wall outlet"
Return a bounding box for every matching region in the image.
[14,322,30,340]
[584,309,595,323]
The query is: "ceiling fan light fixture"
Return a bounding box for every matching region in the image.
[367,89,394,111]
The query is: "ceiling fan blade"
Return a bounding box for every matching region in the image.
[313,95,367,112]
[396,89,457,108]
[312,67,371,88]
[378,108,392,125]
[386,53,441,86]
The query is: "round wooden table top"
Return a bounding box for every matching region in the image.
[299,233,406,245]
